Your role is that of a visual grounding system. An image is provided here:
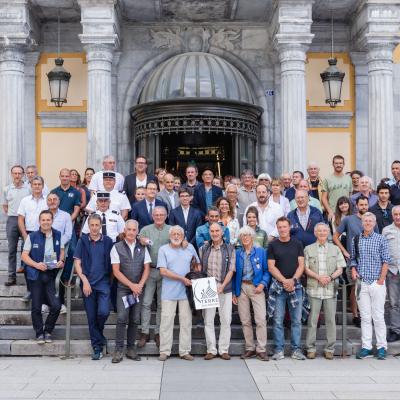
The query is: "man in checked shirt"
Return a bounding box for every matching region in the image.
[350,212,391,360]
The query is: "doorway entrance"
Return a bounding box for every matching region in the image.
[160,132,233,178]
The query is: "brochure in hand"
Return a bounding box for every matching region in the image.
[122,294,140,309]
[44,254,58,270]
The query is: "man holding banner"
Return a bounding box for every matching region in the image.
[157,226,200,361]
[199,222,236,360]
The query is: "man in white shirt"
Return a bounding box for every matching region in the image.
[82,192,125,243]
[86,171,131,220]
[47,193,72,248]
[25,165,49,196]
[88,155,124,192]
[244,184,283,240]
[17,176,48,301]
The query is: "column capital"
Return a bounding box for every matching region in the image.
[352,0,400,50]
[78,0,120,49]
[0,0,38,51]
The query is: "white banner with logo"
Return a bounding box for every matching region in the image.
[191,277,220,310]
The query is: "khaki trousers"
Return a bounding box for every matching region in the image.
[159,299,192,356]
[305,296,337,354]
[203,292,232,355]
[237,283,267,353]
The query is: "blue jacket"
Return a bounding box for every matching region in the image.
[196,222,230,249]
[232,247,270,297]
[131,198,168,231]
[26,228,62,281]
[192,184,223,215]
[168,205,204,247]
[287,205,324,247]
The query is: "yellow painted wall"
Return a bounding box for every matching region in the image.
[36,53,88,187]
[306,53,355,172]
[40,130,87,189]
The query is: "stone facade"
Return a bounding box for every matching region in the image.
[1,0,400,185]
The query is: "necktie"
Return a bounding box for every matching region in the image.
[102,213,107,236]
[149,202,153,220]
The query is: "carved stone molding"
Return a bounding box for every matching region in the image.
[38,112,87,128]
[307,112,354,128]
[150,27,241,52]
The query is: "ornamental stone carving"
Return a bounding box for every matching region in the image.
[150,27,241,52]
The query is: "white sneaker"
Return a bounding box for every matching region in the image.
[272,351,285,361]
[60,304,67,314]
[41,304,49,313]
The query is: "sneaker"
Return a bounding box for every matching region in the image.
[356,348,374,359]
[22,292,31,303]
[271,351,285,361]
[91,350,103,361]
[36,334,45,345]
[159,353,169,361]
[291,350,306,360]
[41,304,49,313]
[44,332,52,343]
[60,304,67,314]
[377,347,386,360]
[111,350,124,363]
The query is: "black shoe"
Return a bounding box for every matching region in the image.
[387,331,400,343]
[353,316,361,328]
[4,279,16,287]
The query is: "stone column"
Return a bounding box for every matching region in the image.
[367,44,395,184]
[276,43,309,173]
[85,44,114,170]
[0,47,25,188]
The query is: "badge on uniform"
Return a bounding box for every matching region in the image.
[33,244,39,249]
[68,193,74,198]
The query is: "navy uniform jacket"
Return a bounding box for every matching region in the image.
[192,184,223,215]
[131,198,168,231]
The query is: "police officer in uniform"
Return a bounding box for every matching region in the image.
[82,191,125,243]
[86,171,131,220]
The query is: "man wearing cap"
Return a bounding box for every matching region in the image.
[88,155,125,192]
[82,192,125,243]
[86,171,131,220]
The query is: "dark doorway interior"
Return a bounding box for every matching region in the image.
[160,132,233,178]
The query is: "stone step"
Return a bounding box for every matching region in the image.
[0,324,362,341]
[1,338,399,357]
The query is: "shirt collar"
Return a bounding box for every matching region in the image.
[124,239,136,248]
[31,193,44,200]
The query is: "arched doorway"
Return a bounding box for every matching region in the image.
[130,52,262,177]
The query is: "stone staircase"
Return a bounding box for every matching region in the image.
[0,221,399,357]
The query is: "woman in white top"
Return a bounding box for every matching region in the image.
[269,179,290,216]
[217,196,240,246]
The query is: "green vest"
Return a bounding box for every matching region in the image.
[304,242,340,291]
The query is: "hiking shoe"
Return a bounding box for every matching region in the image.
[324,351,334,360]
[126,348,141,361]
[35,335,45,345]
[111,351,123,363]
[44,332,52,343]
[356,348,373,359]
[91,350,103,360]
[306,351,316,359]
[291,350,306,360]
[272,351,285,361]
[377,347,386,360]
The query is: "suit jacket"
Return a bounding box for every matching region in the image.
[156,189,180,214]
[123,173,157,203]
[131,198,168,231]
[169,206,204,246]
[192,184,223,215]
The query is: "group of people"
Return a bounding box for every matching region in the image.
[2,154,400,362]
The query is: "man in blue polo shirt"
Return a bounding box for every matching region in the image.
[51,168,81,221]
[74,213,113,360]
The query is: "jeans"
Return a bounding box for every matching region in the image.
[272,287,303,353]
[115,287,141,351]
[6,216,21,280]
[386,271,400,334]
[82,280,110,351]
[141,268,162,335]
[29,272,61,337]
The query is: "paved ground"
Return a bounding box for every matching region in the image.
[0,355,400,399]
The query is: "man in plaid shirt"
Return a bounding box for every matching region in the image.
[350,212,391,360]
